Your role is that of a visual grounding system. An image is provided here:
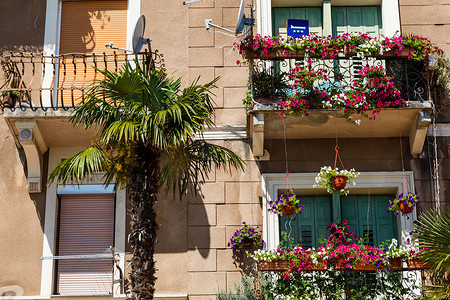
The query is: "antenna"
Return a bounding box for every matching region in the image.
[105,15,151,53]
[204,0,253,36]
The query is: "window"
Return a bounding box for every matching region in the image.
[55,189,116,295]
[57,0,128,106]
[272,7,323,37]
[262,172,415,250]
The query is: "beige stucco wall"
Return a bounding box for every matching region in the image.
[0,115,44,296]
[0,0,47,52]
[142,0,248,127]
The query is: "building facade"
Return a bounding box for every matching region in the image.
[0,0,449,299]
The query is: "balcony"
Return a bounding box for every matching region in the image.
[0,51,164,192]
[240,35,440,157]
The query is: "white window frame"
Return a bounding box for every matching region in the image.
[256,0,400,37]
[262,171,416,250]
[41,147,127,297]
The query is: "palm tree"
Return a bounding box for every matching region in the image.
[48,59,245,299]
[413,208,450,299]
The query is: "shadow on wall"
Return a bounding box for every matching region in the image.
[28,149,48,231]
[0,0,46,53]
[125,185,211,255]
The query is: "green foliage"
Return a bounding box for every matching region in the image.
[413,208,450,299]
[48,59,245,196]
[252,67,288,99]
[216,273,259,300]
[1,90,19,97]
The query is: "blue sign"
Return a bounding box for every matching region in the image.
[287,19,309,38]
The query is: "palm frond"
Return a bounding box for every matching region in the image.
[48,145,111,186]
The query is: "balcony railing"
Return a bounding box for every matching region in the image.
[249,54,432,109]
[0,51,164,110]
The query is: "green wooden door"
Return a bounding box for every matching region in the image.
[278,194,397,248]
[279,196,331,248]
[272,7,323,38]
[331,6,382,36]
[341,195,397,246]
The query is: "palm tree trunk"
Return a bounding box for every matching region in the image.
[128,144,160,300]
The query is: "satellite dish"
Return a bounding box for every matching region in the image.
[235,0,253,34]
[132,15,150,53]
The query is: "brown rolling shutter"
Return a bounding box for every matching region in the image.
[58,1,127,106]
[56,195,115,295]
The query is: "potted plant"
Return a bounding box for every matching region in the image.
[380,238,409,270]
[2,90,19,108]
[228,222,264,250]
[268,188,304,219]
[314,166,360,195]
[387,192,419,216]
[251,67,288,103]
[358,65,386,88]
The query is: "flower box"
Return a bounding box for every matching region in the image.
[258,260,288,271]
[390,257,403,270]
[302,264,327,271]
[407,258,431,270]
[352,263,378,271]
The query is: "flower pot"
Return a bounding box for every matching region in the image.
[395,47,413,58]
[352,263,378,271]
[279,50,306,59]
[390,257,403,270]
[281,204,295,216]
[343,44,356,57]
[399,202,414,215]
[368,77,378,88]
[3,93,17,108]
[334,261,348,271]
[258,260,288,271]
[407,258,431,270]
[331,175,348,191]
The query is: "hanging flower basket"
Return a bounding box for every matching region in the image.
[331,175,348,191]
[387,192,419,216]
[280,204,296,216]
[314,166,359,195]
[399,202,415,214]
[268,188,303,219]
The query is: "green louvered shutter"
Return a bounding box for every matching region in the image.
[331,6,382,36]
[272,7,323,38]
[341,195,397,246]
[279,196,331,248]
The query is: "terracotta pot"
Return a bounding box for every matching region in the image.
[399,202,414,215]
[407,258,431,270]
[352,263,378,271]
[302,264,327,271]
[258,260,288,271]
[2,93,17,108]
[334,261,348,271]
[279,50,306,59]
[281,204,296,216]
[390,257,403,270]
[331,175,348,191]
[395,46,413,58]
[368,77,379,88]
[343,44,356,57]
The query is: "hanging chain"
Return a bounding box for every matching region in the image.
[432,104,441,209]
[284,123,289,174]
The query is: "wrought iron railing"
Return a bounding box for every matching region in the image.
[0,51,164,110]
[250,55,432,107]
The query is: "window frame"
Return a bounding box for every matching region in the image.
[41,147,126,297]
[262,171,416,250]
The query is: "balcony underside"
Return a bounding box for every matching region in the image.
[250,101,432,157]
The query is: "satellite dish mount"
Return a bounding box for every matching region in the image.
[205,0,253,36]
